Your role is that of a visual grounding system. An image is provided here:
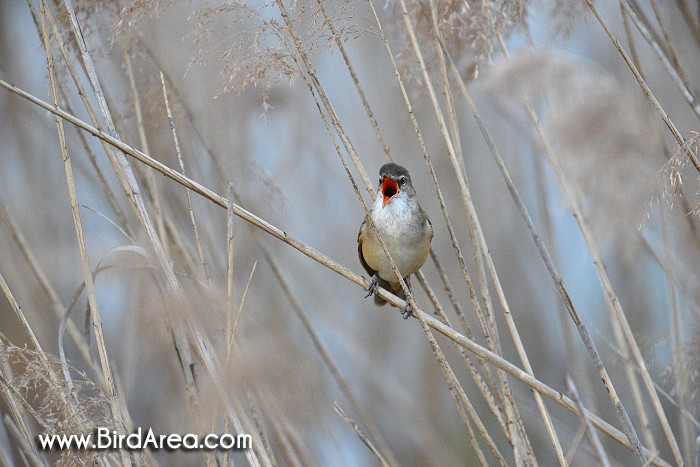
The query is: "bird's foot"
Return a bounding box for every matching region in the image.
[400,302,414,319]
[364,276,379,298]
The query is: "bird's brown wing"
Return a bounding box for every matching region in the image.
[420,205,434,241]
[358,218,390,306]
[357,217,376,277]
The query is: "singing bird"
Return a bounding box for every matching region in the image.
[357,163,433,318]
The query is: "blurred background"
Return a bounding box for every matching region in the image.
[0,0,698,465]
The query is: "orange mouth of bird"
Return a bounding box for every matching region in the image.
[382,176,399,206]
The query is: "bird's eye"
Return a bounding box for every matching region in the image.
[399,176,406,185]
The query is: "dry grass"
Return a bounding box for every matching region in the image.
[0,0,699,465]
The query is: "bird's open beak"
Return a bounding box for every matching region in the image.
[381,176,399,206]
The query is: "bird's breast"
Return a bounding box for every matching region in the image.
[362,200,432,283]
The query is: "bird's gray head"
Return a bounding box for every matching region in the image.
[377,163,416,206]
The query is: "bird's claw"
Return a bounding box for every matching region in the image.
[364,276,379,298]
[400,303,414,319]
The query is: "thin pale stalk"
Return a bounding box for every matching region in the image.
[672,0,700,43]
[522,23,604,417]
[255,232,400,466]
[190,331,266,467]
[430,35,566,466]
[564,423,587,465]
[415,273,508,465]
[0,270,45,358]
[428,251,466,332]
[162,212,201,278]
[273,1,374,196]
[11,7,120,380]
[42,0,144,226]
[531,79,681,465]
[596,322,700,430]
[245,389,279,466]
[160,73,211,286]
[266,395,316,467]
[226,184,235,354]
[38,5,129,464]
[565,376,612,467]
[231,260,256,348]
[31,0,123,417]
[59,86,129,236]
[641,234,700,321]
[426,249,506,423]
[212,403,229,467]
[58,264,120,392]
[621,0,700,120]
[416,272,507,432]
[333,402,391,467]
[648,0,689,84]
[482,231,564,464]
[498,25,680,459]
[501,38,673,463]
[38,3,132,237]
[123,51,168,257]
[257,394,305,467]
[526,93,651,463]
[136,39,230,187]
[532,138,594,407]
[459,407,491,467]
[0,355,44,463]
[314,0,392,162]
[427,19,507,425]
[2,415,45,467]
[415,311,509,466]
[430,15,464,169]
[662,210,695,465]
[610,313,659,453]
[586,0,700,173]
[59,0,198,398]
[620,4,644,76]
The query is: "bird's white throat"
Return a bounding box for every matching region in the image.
[371,193,416,238]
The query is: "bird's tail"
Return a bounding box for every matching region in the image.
[373,277,407,306]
